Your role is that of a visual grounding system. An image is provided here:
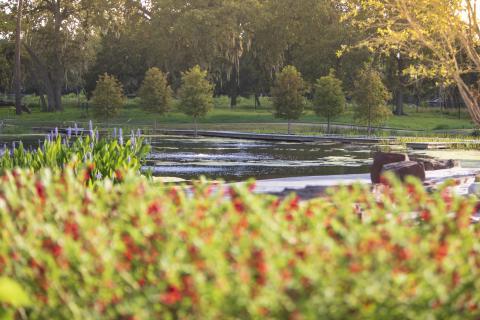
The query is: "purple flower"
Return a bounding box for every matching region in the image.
[67,127,72,139]
[54,127,59,138]
[137,129,141,138]
[74,123,79,136]
[113,128,117,139]
[96,173,103,180]
[119,128,124,146]
[12,141,16,150]
[89,120,93,131]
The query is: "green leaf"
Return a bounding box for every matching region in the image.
[0,278,31,307]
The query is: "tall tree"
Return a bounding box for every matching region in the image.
[313,71,346,134]
[14,0,23,115]
[18,0,149,112]
[346,0,480,125]
[138,67,172,116]
[271,65,306,134]
[91,73,125,120]
[178,65,214,137]
[353,66,392,135]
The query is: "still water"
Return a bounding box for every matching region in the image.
[146,136,373,181]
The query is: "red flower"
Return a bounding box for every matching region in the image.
[420,209,431,222]
[35,181,46,201]
[251,249,267,286]
[161,285,182,305]
[394,245,411,261]
[349,262,363,273]
[435,243,449,263]
[64,220,80,240]
[42,238,63,258]
[289,196,300,210]
[115,170,124,182]
[233,198,245,213]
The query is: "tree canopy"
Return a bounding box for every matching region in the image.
[353,66,392,134]
[0,0,477,125]
[313,71,346,133]
[271,65,307,134]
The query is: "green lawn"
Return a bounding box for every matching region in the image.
[0,95,476,134]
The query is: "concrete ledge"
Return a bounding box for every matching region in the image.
[153,129,393,144]
[252,167,480,195]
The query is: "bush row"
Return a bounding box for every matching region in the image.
[0,168,479,319]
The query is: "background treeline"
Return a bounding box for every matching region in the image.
[0,0,465,114]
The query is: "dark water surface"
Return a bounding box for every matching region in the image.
[145,135,373,181]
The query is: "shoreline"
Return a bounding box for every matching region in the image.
[252,167,480,197]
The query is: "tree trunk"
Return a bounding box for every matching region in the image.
[394,55,406,116]
[368,106,372,136]
[194,117,198,137]
[255,94,261,110]
[230,94,237,109]
[14,0,23,116]
[288,120,292,135]
[51,1,64,112]
[39,94,47,111]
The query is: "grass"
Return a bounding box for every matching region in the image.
[0,94,476,135]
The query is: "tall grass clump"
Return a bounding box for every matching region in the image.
[0,123,150,181]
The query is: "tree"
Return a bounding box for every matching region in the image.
[138,67,172,116]
[352,66,392,135]
[14,0,23,115]
[178,66,214,137]
[313,71,346,134]
[91,74,125,120]
[345,0,480,125]
[271,65,306,134]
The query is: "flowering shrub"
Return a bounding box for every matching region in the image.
[0,128,150,182]
[1,168,480,319]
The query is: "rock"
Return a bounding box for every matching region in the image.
[371,152,409,183]
[409,156,460,171]
[381,161,426,182]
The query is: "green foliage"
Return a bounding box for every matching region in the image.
[178,65,214,120]
[271,65,307,122]
[0,134,150,181]
[353,66,392,132]
[313,71,346,131]
[0,170,479,318]
[91,73,125,119]
[0,277,30,320]
[138,67,172,115]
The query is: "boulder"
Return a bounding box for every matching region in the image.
[381,161,426,182]
[409,156,460,171]
[371,152,409,183]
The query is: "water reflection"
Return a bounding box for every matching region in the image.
[146,136,373,181]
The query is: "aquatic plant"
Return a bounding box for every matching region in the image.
[0,127,150,181]
[1,169,480,319]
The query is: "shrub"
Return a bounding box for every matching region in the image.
[1,170,480,319]
[0,129,150,181]
[271,65,307,134]
[138,67,172,115]
[353,66,392,135]
[313,70,346,134]
[91,73,125,119]
[178,65,214,136]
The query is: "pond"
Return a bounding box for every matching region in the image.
[145,135,373,181]
[4,134,480,182]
